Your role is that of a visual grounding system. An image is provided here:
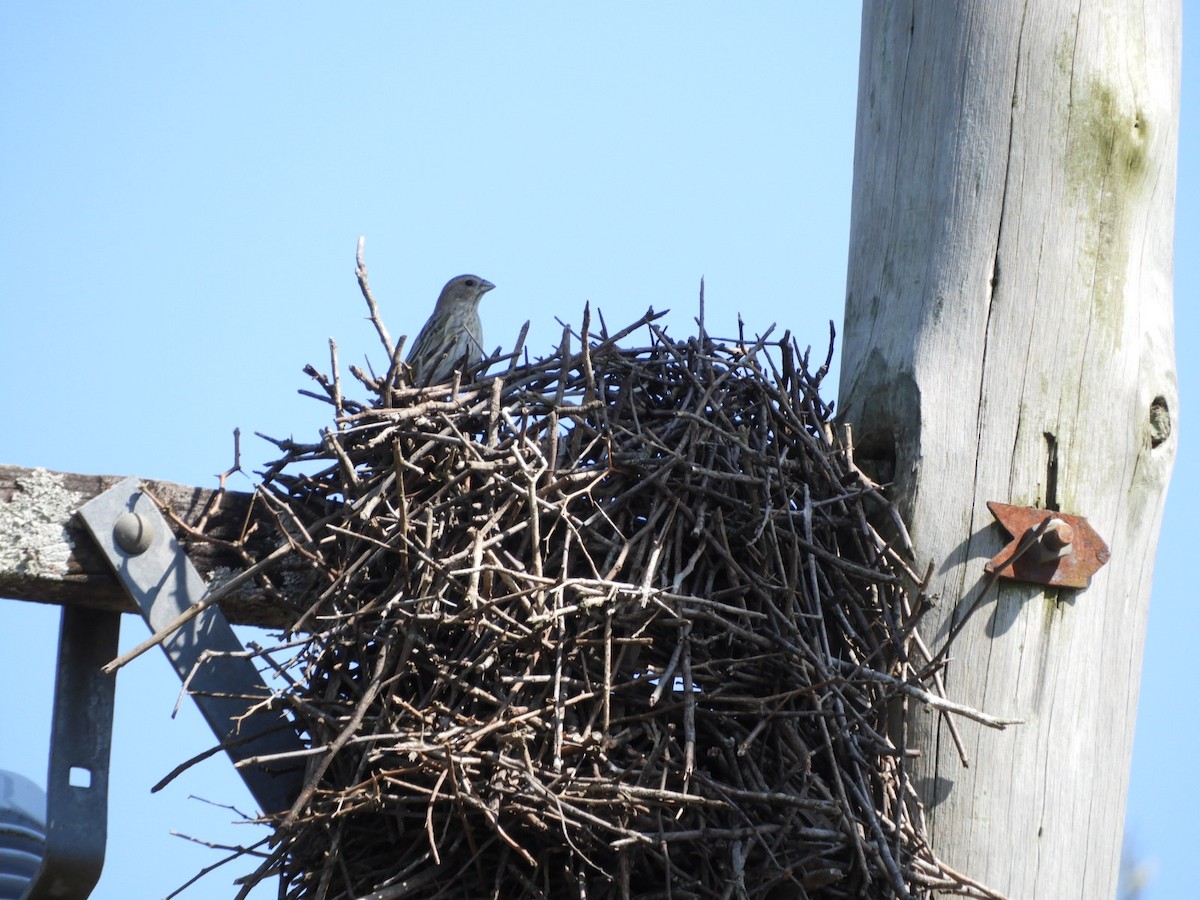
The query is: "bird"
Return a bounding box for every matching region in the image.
[404,274,496,386]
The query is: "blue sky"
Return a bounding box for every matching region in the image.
[0,4,1193,897]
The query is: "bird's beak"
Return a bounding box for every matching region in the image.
[480,279,496,293]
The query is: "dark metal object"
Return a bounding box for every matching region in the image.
[76,477,303,815]
[22,606,120,900]
[984,501,1110,589]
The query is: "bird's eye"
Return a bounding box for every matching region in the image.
[465,279,476,287]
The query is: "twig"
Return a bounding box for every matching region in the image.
[356,235,394,358]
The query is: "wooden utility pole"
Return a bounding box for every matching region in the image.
[838,2,1179,897]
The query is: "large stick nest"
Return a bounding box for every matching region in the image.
[212,288,1003,898]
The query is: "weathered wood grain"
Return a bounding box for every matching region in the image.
[839,2,1179,896]
[0,464,299,628]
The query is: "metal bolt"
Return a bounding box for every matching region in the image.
[1039,518,1074,558]
[113,512,154,555]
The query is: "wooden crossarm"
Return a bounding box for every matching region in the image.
[0,464,296,628]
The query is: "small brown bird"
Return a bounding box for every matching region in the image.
[405,274,495,386]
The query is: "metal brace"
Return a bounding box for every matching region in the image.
[984,501,1110,589]
[75,477,304,814]
[21,606,120,900]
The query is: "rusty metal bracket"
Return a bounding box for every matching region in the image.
[984,501,1110,589]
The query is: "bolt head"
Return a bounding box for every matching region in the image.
[114,511,154,555]
[1041,518,1075,552]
